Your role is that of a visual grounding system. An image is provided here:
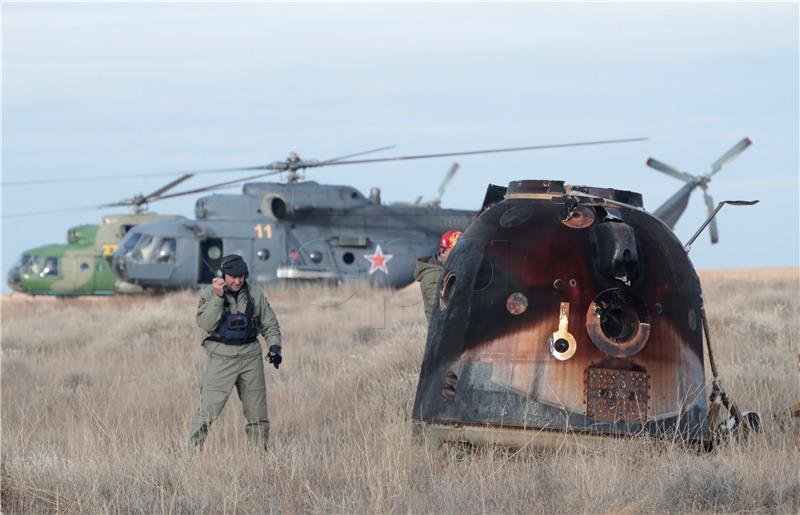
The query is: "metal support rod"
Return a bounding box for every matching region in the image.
[700,302,719,380]
[684,200,759,252]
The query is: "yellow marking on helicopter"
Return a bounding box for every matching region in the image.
[254,224,273,239]
[103,244,118,256]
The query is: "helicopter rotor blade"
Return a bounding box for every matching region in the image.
[177,145,401,175]
[436,162,460,201]
[1,204,106,219]
[646,158,696,183]
[710,137,751,176]
[155,170,285,202]
[141,174,194,203]
[320,145,397,164]
[299,137,648,169]
[1,149,396,216]
[1,163,283,187]
[3,138,645,187]
[98,198,138,208]
[2,174,169,187]
[703,190,719,244]
[0,148,396,187]
[3,172,265,219]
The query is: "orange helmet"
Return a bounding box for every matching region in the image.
[440,229,462,250]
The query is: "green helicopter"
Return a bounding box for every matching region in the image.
[6,213,180,296]
[4,175,193,296]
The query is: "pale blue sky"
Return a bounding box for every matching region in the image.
[2,2,798,285]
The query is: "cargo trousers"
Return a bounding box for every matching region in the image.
[187,340,269,450]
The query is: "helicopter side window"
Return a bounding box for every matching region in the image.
[155,238,176,264]
[207,245,222,260]
[80,262,90,271]
[40,257,59,277]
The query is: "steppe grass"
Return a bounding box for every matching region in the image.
[1,270,799,513]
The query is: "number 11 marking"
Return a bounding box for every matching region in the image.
[254,224,273,239]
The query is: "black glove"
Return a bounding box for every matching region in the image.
[267,345,282,369]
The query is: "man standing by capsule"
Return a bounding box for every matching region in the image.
[414,230,462,323]
[188,254,282,451]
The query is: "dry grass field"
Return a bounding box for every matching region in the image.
[1,269,799,514]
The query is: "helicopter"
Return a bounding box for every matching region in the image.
[4,175,201,296]
[5,212,183,296]
[412,177,759,449]
[108,138,651,292]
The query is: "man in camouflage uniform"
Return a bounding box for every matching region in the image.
[188,254,282,450]
[414,230,462,323]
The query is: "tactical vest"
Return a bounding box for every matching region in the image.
[209,287,260,345]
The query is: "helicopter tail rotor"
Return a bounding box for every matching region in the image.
[648,137,752,246]
[710,137,752,176]
[645,157,696,183]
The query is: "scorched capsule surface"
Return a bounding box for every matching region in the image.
[412,180,711,447]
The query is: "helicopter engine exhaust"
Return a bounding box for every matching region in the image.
[263,195,289,220]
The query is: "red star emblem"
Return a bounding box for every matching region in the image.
[364,244,393,275]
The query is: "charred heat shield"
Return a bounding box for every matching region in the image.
[412,180,710,444]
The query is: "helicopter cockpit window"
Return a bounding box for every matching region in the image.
[130,234,156,263]
[20,256,57,277]
[21,257,37,275]
[21,256,41,275]
[118,232,143,256]
[155,238,176,263]
[15,254,32,269]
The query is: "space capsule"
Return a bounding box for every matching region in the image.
[412,180,711,448]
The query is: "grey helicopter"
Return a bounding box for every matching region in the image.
[109,138,659,292]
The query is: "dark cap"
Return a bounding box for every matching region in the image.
[220,254,248,277]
